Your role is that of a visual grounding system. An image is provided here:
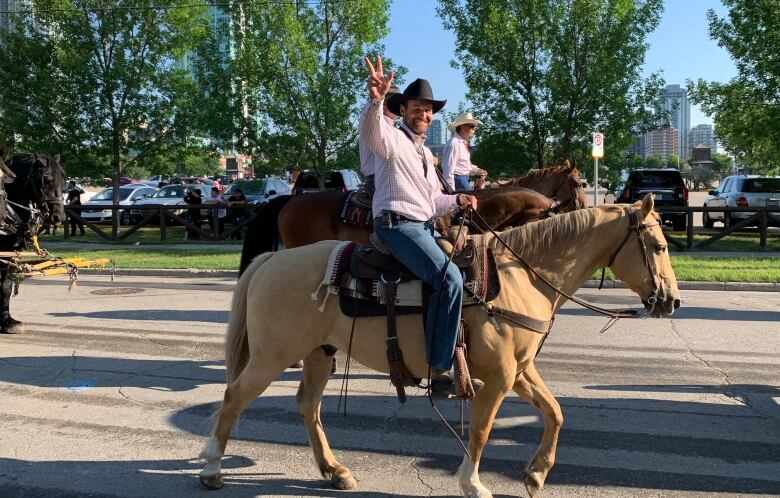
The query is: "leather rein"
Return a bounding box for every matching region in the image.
[465,207,660,333]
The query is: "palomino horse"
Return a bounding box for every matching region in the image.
[200,195,681,497]
[238,164,587,274]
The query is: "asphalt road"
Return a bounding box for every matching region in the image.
[0,275,778,498]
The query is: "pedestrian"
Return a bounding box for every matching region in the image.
[361,55,483,399]
[226,187,247,240]
[442,112,488,192]
[204,186,227,236]
[359,85,401,193]
[66,180,85,236]
[213,175,224,193]
[183,187,202,240]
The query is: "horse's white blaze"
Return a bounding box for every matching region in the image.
[458,455,492,498]
[199,436,222,477]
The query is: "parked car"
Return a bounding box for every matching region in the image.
[224,177,291,205]
[616,168,688,231]
[137,175,168,187]
[703,175,780,228]
[129,183,211,223]
[81,184,157,225]
[292,169,362,195]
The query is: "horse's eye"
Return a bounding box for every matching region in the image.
[655,245,667,254]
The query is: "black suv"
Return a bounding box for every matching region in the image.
[292,169,363,195]
[616,168,689,230]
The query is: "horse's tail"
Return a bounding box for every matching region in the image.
[238,194,292,276]
[225,252,275,384]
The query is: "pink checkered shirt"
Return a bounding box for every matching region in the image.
[442,134,481,191]
[359,99,458,221]
[358,113,396,177]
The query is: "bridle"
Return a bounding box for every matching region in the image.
[465,206,662,328]
[602,209,662,315]
[25,154,63,222]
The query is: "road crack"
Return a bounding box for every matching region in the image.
[410,457,434,496]
[669,319,751,409]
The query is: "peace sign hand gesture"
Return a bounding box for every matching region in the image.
[364,54,394,102]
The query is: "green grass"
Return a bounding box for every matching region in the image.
[38,224,241,245]
[665,232,780,252]
[44,248,240,270]
[41,247,780,282]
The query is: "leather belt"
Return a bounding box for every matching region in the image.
[376,211,422,228]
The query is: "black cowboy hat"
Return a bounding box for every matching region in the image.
[387,78,446,116]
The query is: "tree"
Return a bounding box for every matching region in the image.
[437,0,665,175]
[688,0,780,174]
[0,1,209,236]
[208,0,396,188]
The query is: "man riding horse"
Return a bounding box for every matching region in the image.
[362,55,482,398]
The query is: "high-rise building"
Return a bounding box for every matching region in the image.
[0,0,22,34]
[663,84,690,160]
[688,124,717,156]
[644,127,678,161]
[425,119,445,146]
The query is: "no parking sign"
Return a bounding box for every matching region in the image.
[592,132,604,158]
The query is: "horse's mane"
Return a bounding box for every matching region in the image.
[12,153,66,186]
[486,204,625,264]
[505,161,579,187]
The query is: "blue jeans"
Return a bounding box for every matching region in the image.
[373,215,463,371]
[454,175,471,192]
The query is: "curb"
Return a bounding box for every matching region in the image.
[73,267,780,292]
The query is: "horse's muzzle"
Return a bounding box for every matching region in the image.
[643,285,681,317]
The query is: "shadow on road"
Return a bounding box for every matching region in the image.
[557,305,780,322]
[167,389,780,496]
[48,309,230,323]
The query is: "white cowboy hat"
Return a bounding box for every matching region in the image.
[449,112,483,131]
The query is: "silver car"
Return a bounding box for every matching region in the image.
[703,175,780,228]
[80,185,157,225]
[130,183,212,223]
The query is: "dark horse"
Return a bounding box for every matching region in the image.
[0,153,66,334]
[239,164,587,274]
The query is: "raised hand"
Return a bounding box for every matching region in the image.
[364,54,394,102]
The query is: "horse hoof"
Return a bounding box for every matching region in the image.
[330,473,357,490]
[200,473,224,490]
[524,470,543,498]
[2,322,25,334]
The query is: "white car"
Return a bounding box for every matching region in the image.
[80,185,157,225]
[703,175,780,228]
[130,183,212,223]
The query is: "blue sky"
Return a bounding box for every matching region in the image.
[382,0,736,127]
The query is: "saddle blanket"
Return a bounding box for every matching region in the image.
[311,240,500,314]
[338,190,373,227]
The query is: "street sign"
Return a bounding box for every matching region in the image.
[592,132,604,158]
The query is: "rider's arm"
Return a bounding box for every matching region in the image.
[359,99,394,161]
[441,141,456,191]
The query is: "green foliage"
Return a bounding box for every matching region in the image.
[688,0,780,174]
[194,0,395,187]
[0,1,210,185]
[437,0,665,174]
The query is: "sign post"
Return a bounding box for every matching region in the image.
[592,132,604,206]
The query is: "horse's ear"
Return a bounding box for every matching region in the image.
[53,154,60,162]
[640,193,655,217]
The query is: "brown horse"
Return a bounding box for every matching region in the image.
[200,196,681,497]
[499,162,587,211]
[238,165,587,274]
